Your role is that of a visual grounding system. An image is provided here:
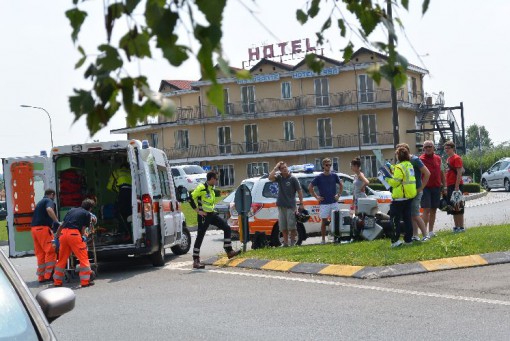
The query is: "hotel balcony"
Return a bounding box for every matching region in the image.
[164,131,394,162]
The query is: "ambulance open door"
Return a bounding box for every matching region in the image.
[2,155,54,257]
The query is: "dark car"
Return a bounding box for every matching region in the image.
[0,248,76,340]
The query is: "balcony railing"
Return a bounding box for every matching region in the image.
[164,131,394,160]
[159,89,425,124]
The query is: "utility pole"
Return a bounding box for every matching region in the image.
[387,1,399,148]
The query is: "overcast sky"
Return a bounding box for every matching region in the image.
[1,0,508,159]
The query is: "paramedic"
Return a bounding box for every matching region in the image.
[31,189,59,283]
[190,171,241,269]
[53,199,97,288]
[107,162,132,237]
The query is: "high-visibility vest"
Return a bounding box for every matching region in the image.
[191,183,215,213]
[387,161,417,199]
[107,167,132,192]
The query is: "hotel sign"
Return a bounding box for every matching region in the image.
[247,38,316,61]
[237,73,280,84]
[292,67,339,79]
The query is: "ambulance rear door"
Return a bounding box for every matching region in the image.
[2,155,54,257]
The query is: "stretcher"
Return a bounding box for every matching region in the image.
[63,222,98,283]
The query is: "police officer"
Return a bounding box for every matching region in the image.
[53,199,97,288]
[31,189,60,283]
[189,171,241,269]
[107,162,132,238]
[383,147,417,247]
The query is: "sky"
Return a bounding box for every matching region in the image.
[1,0,509,159]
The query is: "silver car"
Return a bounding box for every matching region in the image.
[481,157,510,191]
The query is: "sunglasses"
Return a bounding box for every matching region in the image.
[324,164,332,167]
[423,146,433,149]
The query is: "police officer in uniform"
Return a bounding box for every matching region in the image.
[31,189,60,283]
[53,199,97,288]
[189,171,241,269]
[107,162,132,238]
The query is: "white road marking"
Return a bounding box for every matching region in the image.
[165,262,510,306]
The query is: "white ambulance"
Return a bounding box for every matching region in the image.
[2,140,190,266]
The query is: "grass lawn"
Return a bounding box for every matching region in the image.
[0,220,7,241]
[242,224,510,267]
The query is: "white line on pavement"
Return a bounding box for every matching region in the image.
[165,262,510,307]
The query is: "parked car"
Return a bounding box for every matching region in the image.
[0,248,75,339]
[215,181,255,221]
[481,157,510,191]
[0,201,6,220]
[227,168,392,245]
[171,165,207,191]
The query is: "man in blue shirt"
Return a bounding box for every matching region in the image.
[308,158,343,244]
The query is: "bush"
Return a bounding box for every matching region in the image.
[463,183,481,193]
[367,177,380,184]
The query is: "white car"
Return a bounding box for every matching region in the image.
[170,164,207,191]
[228,170,392,245]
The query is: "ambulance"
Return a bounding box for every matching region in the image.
[228,166,392,246]
[2,140,191,266]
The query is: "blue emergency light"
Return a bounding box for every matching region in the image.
[141,140,150,149]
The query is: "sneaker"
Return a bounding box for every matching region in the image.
[391,240,403,248]
[428,231,436,238]
[412,236,421,242]
[421,236,430,242]
[457,227,465,233]
[281,243,289,248]
[192,259,205,269]
[453,227,460,233]
[226,250,241,259]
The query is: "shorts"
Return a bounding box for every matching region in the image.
[319,202,339,219]
[421,187,441,209]
[446,184,464,216]
[278,207,297,231]
[411,191,423,216]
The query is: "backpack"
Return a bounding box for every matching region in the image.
[251,231,268,250]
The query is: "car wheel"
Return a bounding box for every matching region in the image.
[171,226,191,255]
[482,179,491,191]
[505,179,510,192]
[270,223,282,247]
[296,222,307,245]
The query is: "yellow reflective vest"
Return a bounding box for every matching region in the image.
[191,183,216,213]
[387,161,417,199]
[107,167,132,192]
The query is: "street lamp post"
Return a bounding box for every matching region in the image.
[20,105,54,148]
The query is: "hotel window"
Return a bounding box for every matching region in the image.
[213,165,234,187]
[360,114,377,145]
[175,130,189,149]
[247,162,268,177]
[281,82,292,99]
[217,88,231,115]
[314,78,329,106]
[361,155,377,178]
[245,124,258,153]
[407,76,417,102]
[332,157,339,172]
[358,74,375,103]
[148,133,158,149]
[284,121,295,141]
[241,85,256,113]
[317,118,332,148]
[218,126,232,154]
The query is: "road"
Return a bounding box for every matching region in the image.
[5,191,510,340]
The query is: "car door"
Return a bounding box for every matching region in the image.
[495,161,510,187]
[487,162,501,187]
[2,156,54,257]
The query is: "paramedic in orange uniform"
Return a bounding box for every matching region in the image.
[53,199,97,288]
[31,189,59,283]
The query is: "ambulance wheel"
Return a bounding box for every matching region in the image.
[171,226,191,255]
[296,223,307,246]
[151,243,166,267]
[270,224,282,247]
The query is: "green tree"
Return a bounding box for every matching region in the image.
[67,0,430,135]
[465,124,493,152]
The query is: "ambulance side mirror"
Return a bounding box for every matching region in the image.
[176,186,189,202]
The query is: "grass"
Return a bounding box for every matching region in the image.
[241,224,510,267]
[0,220,7,241]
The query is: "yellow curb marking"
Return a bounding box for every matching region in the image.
[420,255,488,271]
[227,258,247,267]
[319,265,364,277]
[213,257,230,266]
[261,260,300,272]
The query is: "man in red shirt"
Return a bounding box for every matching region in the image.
[443,141,465,232]
[419,141,446,237]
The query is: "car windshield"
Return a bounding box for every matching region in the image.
[0,268,39,340]
[183,166,206,175]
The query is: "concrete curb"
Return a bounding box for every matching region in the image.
[203,250,510,280]
[464,191,488,201]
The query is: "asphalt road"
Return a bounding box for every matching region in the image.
[5,190,510,340]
